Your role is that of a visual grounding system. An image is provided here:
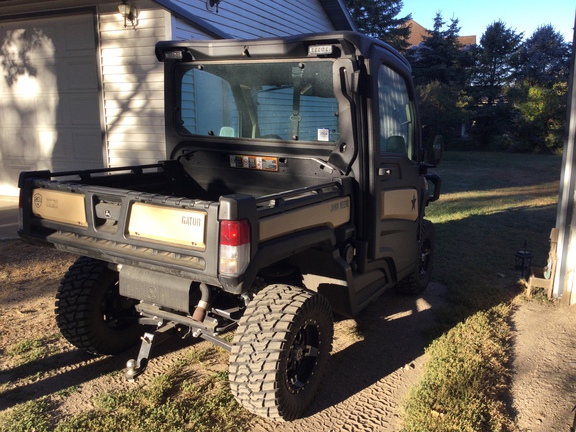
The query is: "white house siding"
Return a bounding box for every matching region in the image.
[171,15,215,40]
[171,0,335,39]
[98,2,169,167]
[0,12,102,195]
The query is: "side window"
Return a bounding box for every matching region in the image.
[378,65,415,158]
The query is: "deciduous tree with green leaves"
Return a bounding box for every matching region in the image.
[508,25,571,152]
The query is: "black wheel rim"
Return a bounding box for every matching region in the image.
[419,239,432,277]
[285,319,320,393]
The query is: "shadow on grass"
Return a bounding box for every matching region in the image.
[429,203,557,332]
[0,335,201,412]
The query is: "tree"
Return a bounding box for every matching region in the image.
[508,82,568,152]
[406,13,472,87]
[345,0,411,51]
[470,20,523,105]
[417,80,473,144]
[507,26,571,152]
[514,25,571,87]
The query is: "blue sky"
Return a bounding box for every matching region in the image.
[400,0,575,43]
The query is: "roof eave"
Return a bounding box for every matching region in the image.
[151,0,231,39]
[318,0,356,32]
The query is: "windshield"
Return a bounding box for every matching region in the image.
[176,60,340,143]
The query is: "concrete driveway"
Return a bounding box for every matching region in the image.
[0,196,18,240]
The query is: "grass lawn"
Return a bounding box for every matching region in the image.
[402,151,562,431]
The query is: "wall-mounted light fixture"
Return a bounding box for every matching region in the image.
[118,1,138,30]
[207,0,222,13]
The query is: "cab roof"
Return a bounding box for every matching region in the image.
[155,31,410,70]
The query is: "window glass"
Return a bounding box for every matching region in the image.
[178,61,340,143]
[377,65,414,158]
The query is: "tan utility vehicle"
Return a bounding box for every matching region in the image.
[19,32,441,421]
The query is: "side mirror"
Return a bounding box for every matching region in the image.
[425,173,441,203]
[426,135,444,166]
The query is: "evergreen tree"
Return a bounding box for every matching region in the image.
[514,25,571,87]
[470,20,523,105]
[344,0,411,51]
[406,13,472,86]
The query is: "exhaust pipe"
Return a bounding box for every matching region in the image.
[192,283,210,322]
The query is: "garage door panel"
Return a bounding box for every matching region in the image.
[64,21,96,52]
[2,128,39,158]
[3,97,38,126]
[66,60,98,90]
[0,13,103,194]
[72,131,104,160]
[69,95,100,126]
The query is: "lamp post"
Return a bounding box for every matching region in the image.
[515,241,533,280]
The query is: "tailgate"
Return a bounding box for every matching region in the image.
[20,183,221,283]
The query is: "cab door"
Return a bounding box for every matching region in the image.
[370,59,423,279]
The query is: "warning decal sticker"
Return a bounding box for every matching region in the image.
[229,155,279,172]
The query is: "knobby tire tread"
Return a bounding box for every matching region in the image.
[55,256,140,355]
[229,284,333,421]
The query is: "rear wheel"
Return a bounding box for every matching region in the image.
[396,219,435,295]
[229,284,333,421]
[55,256,142,355]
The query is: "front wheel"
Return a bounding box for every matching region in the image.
[396,219,435,295]
[229,284,333,421]
[55,256,142,355]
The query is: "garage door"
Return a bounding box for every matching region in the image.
[0,13,103,195]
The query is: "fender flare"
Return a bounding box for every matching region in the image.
[218,226,336,293]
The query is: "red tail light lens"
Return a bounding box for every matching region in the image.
[219,219,251,276]
[219,220,250,246]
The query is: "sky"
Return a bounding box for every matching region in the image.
[400,0,575,43]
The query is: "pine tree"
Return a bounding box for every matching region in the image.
[344,0,411,51]
[514,25,571,87]
[470,20,523,105]
[406,13,472,86]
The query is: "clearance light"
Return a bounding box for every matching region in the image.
[164,50,183,60]
[308,44,333,56]
[219,219,251,276]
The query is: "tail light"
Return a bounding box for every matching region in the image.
[219,219,251,276]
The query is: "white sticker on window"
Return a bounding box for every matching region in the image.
[318,128,330,142]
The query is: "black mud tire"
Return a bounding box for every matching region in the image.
[396,219,435,295]
[55,256,142,355]
[229,284,333,421]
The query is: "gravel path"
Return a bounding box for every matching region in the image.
[511,300,576,432]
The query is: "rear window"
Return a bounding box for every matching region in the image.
[176,60,340,143]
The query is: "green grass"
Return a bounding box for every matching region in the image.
[402,151,561,431]
[0,397,53,432]
[0,345,253,432]
[6,334,61,367]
